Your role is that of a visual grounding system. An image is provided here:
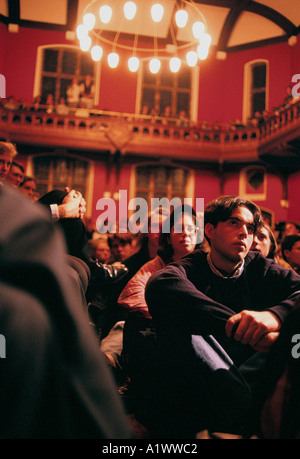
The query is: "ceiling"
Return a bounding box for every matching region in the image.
[0,0,299,54]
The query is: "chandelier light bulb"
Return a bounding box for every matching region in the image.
[99,5,112,23]
[149,58,161,74]
[197,44,209,60]
[79,35,92,51]
[83,13,96,30]
[108,52,119,68]
[201,32,212,48]
[170,57,181,73]
[175,9,188,28]
[151,4,164,23]
[124,2,137,20]
[76,24,89,40]
[91,45,103,61]
[192,21,205,39]
[128,56,140,72]
[186,50,198,67]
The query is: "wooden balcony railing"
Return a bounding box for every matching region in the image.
[1,100,300,162]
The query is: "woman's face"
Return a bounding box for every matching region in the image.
[169,214,197,260]
[250,226,271,258]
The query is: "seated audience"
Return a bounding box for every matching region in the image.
[108,232,134,263]
[56,97,69,116]
[45,93,55,114]
[30,95,42,112]
[281,235,300,274]
[145,195,300,438]
[66,77,81,108]
[6,161,24,188]
[90,209,168,342]
[0,184,131,439]
[80,74,95,109]
[280,221,300,241]
[0,141,18,184]
[117,205,202,425]
[89,237,111,264]
[20,176,37,201]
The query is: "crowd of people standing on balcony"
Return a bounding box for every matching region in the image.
[1,80,300,138]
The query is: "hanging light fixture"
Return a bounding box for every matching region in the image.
[91,45,103,61]
[80,35,92,51]
[124,2,137,20]
[149,58,161,74]
[83,13,96,30]
[175,9,188,28]
[77,1,211,71]
[99,5,112,23]
[128,56,140,72]
[108,52,119,68]
[170,57,181,73]
[186,50,198,67]
[151,4,164,23]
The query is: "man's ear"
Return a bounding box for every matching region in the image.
[283,249,290,261]
[204,223,214,241]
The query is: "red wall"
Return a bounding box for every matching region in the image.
[0,23,7,75]
[198,40,300,124]
[1,24,299,227]
[288,171,300,223]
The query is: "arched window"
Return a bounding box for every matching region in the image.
[138,58,198,121]
[34,45,98,105]
[134,163,194,206]
[243,60,269,122]
[28,154,92,212]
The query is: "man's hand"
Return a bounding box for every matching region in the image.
[225,310,281,351]
[58,189,86,219]
[252,332,280,353]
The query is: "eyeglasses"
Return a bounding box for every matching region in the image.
[173,224,199,235]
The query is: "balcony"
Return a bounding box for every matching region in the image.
[1,100,300,165]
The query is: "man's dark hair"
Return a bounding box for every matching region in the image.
[11,161,24,173]
[204,195,263,245]
[281,235,300,261]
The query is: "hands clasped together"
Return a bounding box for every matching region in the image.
[225,310,281,353]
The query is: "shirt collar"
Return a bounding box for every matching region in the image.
[207,252,245,278]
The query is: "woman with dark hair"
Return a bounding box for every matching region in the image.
[250,221,278,259]
[118,204,201,322]
[250,221,291,269]
[116,205,201,428]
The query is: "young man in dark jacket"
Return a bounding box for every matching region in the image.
[145,195,300,438]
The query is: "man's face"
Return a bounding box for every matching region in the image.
[0,152,13,181]
[7,164,24,187]
[205,206,255,271]
[21,180,36,199]
[283,241,300,271]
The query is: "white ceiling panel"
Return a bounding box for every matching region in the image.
[228,11,285,47]
[20,0,68,25]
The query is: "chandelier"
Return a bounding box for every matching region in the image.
[76,0,212,73]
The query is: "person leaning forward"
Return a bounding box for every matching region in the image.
[145,195,300,438]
